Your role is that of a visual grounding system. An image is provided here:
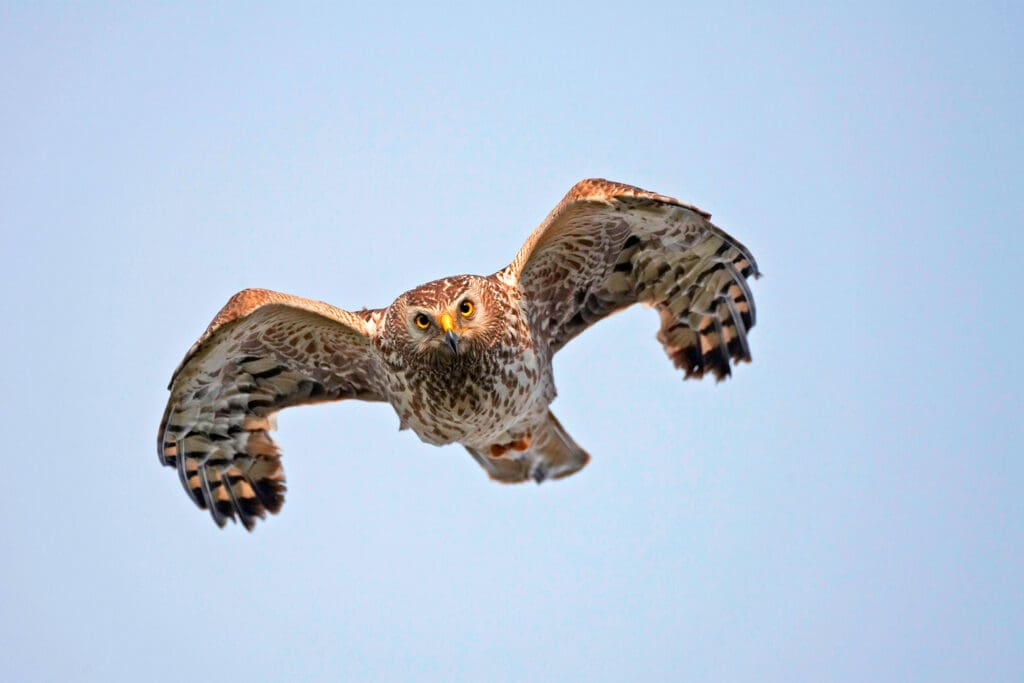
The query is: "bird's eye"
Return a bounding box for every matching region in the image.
[459,300,474,318]
[414,313,430,329]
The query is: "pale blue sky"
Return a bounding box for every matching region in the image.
[2,3,1021,681]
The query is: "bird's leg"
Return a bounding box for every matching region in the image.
[510,436,531,451]
[488,433,532,459]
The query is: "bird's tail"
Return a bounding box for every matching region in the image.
[465,410,590,484]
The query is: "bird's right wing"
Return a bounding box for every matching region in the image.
[158,288,387,530]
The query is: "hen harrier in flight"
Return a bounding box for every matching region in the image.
[159,179,759,529]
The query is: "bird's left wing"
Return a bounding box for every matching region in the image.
[158,288,387,530]
[504,178,759,379]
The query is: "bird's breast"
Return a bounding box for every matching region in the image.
[385,345,550,447]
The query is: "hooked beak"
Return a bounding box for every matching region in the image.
[440,313,460,354]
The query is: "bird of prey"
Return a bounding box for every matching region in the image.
[158,179,759,529]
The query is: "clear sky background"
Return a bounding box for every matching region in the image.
[2,3,1021,681]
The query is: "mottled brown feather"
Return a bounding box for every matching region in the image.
[504,178,759,377]
[158,289,386,529]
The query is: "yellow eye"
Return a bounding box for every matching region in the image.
[459,300,474,318]
[414,313,430,330]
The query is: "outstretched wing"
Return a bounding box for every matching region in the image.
[505,178,759,379]
[158,288,387,530]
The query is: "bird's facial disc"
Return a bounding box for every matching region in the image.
[405,290,482,356]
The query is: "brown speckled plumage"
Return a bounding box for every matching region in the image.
[158,179,760,529]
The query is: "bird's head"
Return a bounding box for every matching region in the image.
[387,275,503,360]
